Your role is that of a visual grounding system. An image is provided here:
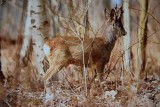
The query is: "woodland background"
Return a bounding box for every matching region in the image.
[0,0,160,106]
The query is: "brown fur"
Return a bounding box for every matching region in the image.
[43,6,126,82]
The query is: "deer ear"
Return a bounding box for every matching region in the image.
[117,5,124,19]
[110,9,115,20]
[120,5,124,13]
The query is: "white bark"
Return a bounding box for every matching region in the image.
[123,0,132,72]
[20,2,31,63]
[30,0,48,76]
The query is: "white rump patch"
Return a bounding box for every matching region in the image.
[43,44,50,56]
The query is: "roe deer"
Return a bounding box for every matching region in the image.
[43,6,126,83]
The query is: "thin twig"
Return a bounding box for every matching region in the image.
[130,7,160,25]
[105,29,159,79]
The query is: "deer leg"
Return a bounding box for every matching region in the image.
[44,63,64,83]
[95,62,105,82]
[88,64,96,82]
[44,63,69,103]
[43,49,71,101]
[44,48,71,83]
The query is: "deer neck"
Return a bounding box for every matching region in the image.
[103,21,118,50]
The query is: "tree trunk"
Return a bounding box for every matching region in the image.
[123,0,132,72]
[14,0,27,83]
[122,0,134,97]
[84,2,90,38]
[20,0,31,65]
[137,0,148,80]
[30,0,49,78]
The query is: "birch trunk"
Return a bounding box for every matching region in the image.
[122,1,134,97]
[123,0,132,72]
[20,1,31,64]
[30,0,49,77]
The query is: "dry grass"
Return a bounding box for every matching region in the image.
[1,36,160,106]
[1,0,160,106]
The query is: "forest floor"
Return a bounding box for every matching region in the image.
[0,75,160,107]
[0,37,160,107]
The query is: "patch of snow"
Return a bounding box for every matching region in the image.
[43,44,50,56]
[43,91,54,104]
[105,90,117,100]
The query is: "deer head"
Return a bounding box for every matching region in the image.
[104,5,126,42]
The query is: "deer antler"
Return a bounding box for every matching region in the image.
[119,5,124,14]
